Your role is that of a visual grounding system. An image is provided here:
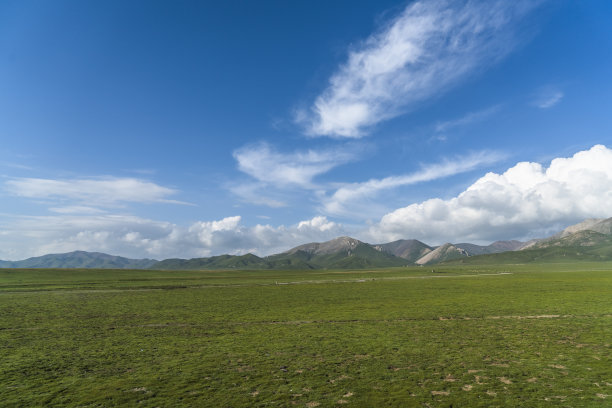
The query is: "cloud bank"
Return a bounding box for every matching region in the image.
[0,214,345,261]
[369,145,612,244]
[303,0,537,137]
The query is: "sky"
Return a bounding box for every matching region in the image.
[1,0,612,260]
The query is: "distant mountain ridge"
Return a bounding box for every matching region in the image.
[454,240,525,255]
[448,217,612,265]
[0,251,157,269]
[149,237,408,270]
[2,217,612,269]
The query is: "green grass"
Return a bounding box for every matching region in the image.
[1,264,611,406]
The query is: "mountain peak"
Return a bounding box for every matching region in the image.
[375,239,432,262]
[285,236,364,256]
[558,218,605,238]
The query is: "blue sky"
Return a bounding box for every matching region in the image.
[2,0,612,260]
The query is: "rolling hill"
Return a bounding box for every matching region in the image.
[447,221,612,265]
[0,251,157,269]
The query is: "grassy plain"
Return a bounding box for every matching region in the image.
[1,264,611,407]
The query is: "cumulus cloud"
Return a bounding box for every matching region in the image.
[322,150,505,217]
[5,177,185,206]
[302,0,538,137]
[0,214,346,261]
[233,142,358,188]
[298,215,338,232]
[369,145,612,244]
[186,215,344,257]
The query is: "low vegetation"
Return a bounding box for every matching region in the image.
[1,263,611,406]
[449,232,612,265]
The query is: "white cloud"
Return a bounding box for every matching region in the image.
[0,214,346,261]
[228,182,288,208]
[0,214,175,260]
[369,145,612,244]
[49,206,107,214]
[532,86,564,109]
[0,161,34,171]
[233,143,358,188]
[434,105,501,133]
[303,0,538,138]
[5,177,185,206]
[231,142,362,208]
[298,215,338,232]
[322,150,505,217]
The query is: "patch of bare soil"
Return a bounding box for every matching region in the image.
[329,375,350,384]
[431,391,450,396]
[474,375,487,384]
[549,364,566,369]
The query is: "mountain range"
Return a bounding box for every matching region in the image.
[2,217,612,269]
[0,251,157,269]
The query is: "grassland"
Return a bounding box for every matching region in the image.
[1,264,611,407]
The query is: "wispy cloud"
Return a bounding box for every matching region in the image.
[49,206,108,214]
[228,182,288,208]
[322,150,505,216]
[5,177,186,206]
[531,86,564,109]
[301,0,539,138]
[0,161,34,171]
[434,105,501,133]
[233,142,359,188]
